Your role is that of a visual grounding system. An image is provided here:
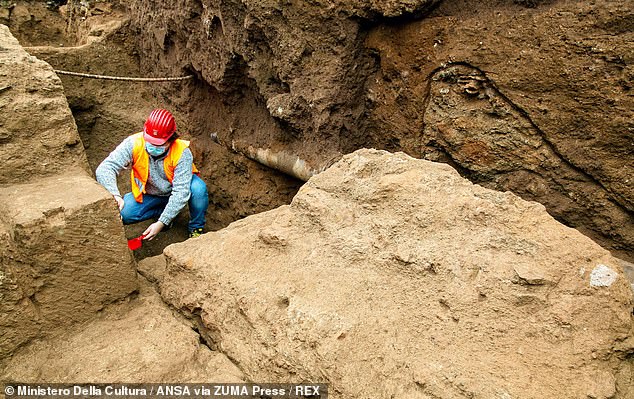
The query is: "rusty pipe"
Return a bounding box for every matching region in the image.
[210,133,337,182]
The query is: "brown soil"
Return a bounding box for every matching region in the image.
[1,1,633,395]
[1,277,245,383]
[127,0,633,261]
[5,0,302,259]
[365,0,634,260]
[1,1,72,46]
[0,22,138,364]
[5,0,631,261]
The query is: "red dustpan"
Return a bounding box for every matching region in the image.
[127,234,146,250]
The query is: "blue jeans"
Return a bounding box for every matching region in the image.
[120,174,209,232]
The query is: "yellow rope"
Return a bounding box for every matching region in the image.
[53,69,194,82]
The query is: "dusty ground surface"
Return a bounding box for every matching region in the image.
[1,277,245,383]
[154,149,634,398]
[129,0,633,260]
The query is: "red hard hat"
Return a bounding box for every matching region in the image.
[143,109,176,145]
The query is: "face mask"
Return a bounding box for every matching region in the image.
[146,142,168,157]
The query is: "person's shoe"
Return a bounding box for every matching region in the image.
[188,228,204,238]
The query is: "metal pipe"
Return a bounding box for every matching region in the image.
[210,133,336,181]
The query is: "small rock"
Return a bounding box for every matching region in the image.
[10,5,31,25]
[589,264,618,287]
[514,263,548,285]
[0,8,10,23]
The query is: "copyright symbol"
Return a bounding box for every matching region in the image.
[5,385,15,395]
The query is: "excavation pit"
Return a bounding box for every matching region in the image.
[1,1,632,396]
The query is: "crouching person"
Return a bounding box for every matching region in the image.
[96,109,208,240]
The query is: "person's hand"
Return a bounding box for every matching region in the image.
[114,195,124,211]
[142,221,165,241]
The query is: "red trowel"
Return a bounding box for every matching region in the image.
[127,234,146,251]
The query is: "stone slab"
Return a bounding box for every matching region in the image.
[158,149,633,399]
[0,171,137,361]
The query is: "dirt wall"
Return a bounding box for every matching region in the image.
[128,0,634,259]
[366,0,634,259]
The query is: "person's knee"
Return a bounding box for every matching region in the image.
[120,205,135,225]
[120,193,139,224]
[190,176,208,198]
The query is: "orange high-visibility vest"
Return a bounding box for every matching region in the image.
[130,132,199,203]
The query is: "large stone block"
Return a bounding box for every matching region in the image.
[158,149,633,398]
[0,171,137,361]
[0,24,90,185]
